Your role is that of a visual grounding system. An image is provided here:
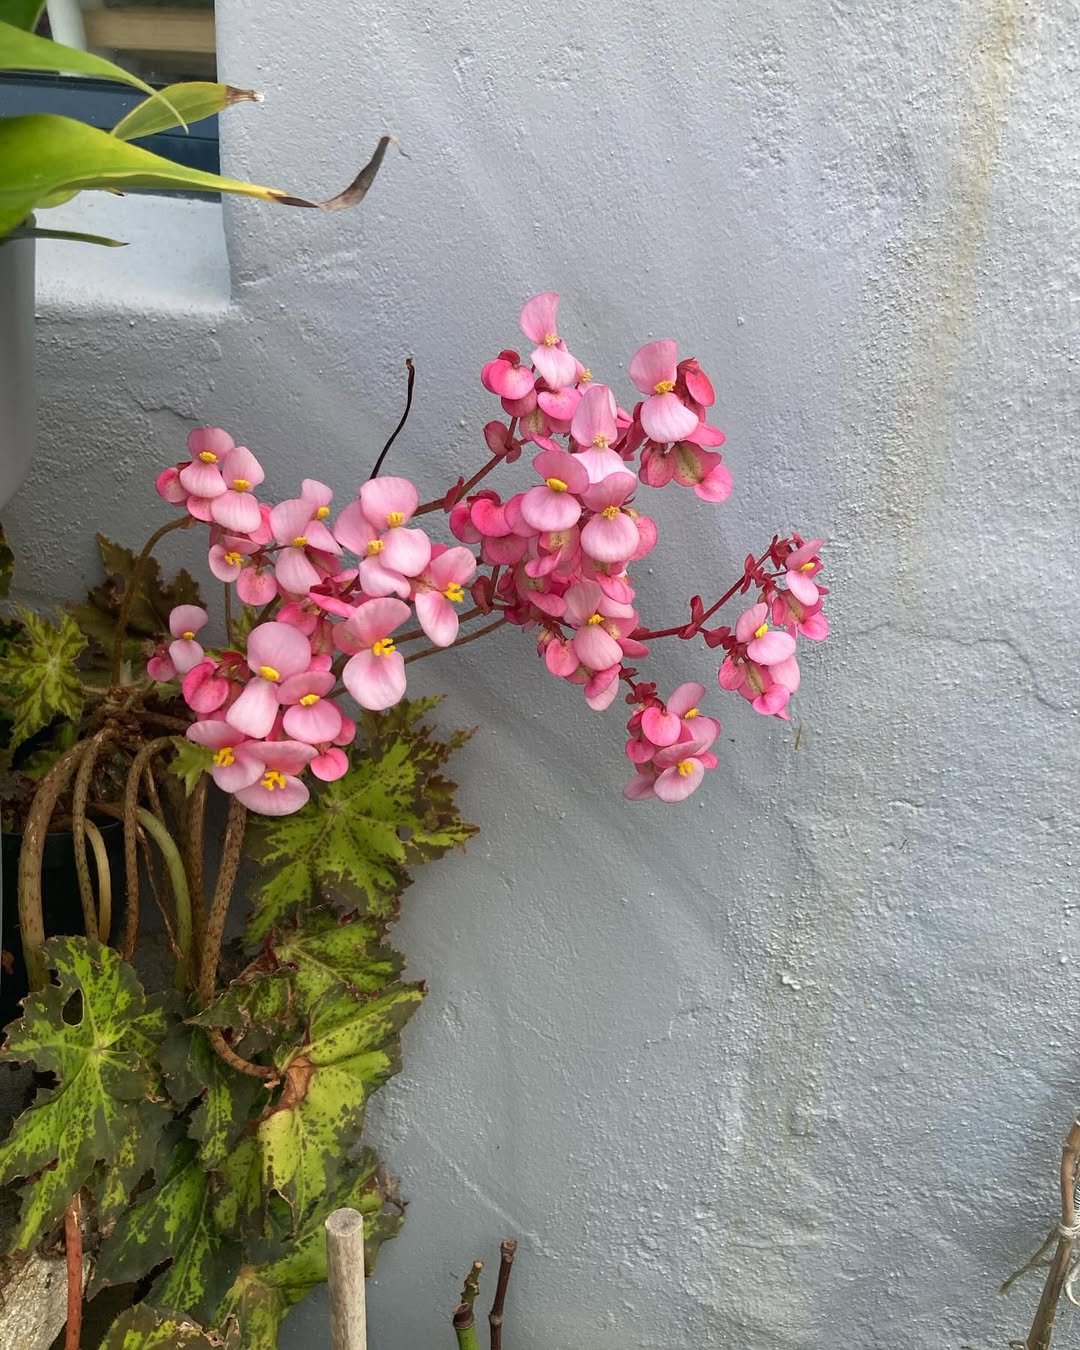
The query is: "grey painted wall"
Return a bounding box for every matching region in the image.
[10,0,1080,1345]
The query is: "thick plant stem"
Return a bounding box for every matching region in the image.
[121,737,174,961]
[1024,1117,1080,1349]
[110,515,193,685]
[82,820,112,943]
[452,1302,480,1350]
[206,1027,277,1080]
[197,796,247,1008]
[135,807,192,990]
[71,728,117,943]
[488,1239,517,1350]
[19,745,88,991]
[63,1197,82,1350]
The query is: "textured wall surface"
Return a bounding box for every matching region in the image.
[12,0,1080,1345]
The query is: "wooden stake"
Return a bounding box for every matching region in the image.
[326,1207,367,1350]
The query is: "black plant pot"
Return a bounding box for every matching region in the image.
[0,821,126,1028]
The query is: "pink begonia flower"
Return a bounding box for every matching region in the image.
[209,534,252,584]
[719,653,797,719]
[178,427,234,501]
[639,442,732,502]
[414,547,478,647]
[580,473,640,563]
[311,746,349,781]
[783,538,825,605]
[735,602,797,666]
[146,642,176,683]
[677,357,715,408]
[236,562,279,606]
[227,622,312,739]
[301,478,334,519]
[536,385,581,423]
[334,490,431,598]
[520,449,589,532]
[338,597,411,711]
[278,669,343,744]
[584,666,621,711]
[563,580,629,671]
[269,496,343,594]
[167,604,209,675]
[520,292,578,389]
[182,659,230,714]
[210,445,264,533]
[652,721,720,802]
[482,349,537,400]
[186,719,263,793]
[629,341,701,444]
[772,590,830,641]
[234,740,316,816]
[570,384,628,484]
[156,465,188,507]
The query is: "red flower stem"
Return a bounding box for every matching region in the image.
[635,548,776,641]
[415,418,519,517]
[64,1197,82,1350]
[404,615,507,664]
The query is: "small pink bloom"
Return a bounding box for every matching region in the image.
[178,427,234,500]
[784,538,825,605]
[278,669,343,744]
[156,465,188,506]
[236,564,278,606]
[234,740,316,816]
[563,580,625,671]
[580,473,640,563]
[358,477,419,531]
[482,350,536,400]
[167,603,209,675]
[628,341,701,443]
[339,597,411,711]
[520,449,589,532]
[210,446,264,533]
[182,659,230,714]
[187,720,263,793]
[414,547,477,648]
[519,292,578,389]
[146,643,176,682]
[227,622,312,739]
[735,603,797,666]
[270,496,343,595]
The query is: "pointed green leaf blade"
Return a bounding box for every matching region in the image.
[0,938,167,1250]
[112,81,260,142]
[0,21,163,100]
[169,737,215,796]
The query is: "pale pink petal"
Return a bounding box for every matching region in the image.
[247,622,312,678]
[186,720,237,750]
[787,538,824,569]
[428,546,477,588]
[357,557,411,598]
[236,774,310,816]
[301,478,333,507]
[211,490,261,533]
[275,548,321,595]
[312,747,349,781]
[531,343,578,389]
[168,638,205,675]
[685,419,726,448]
[584,668,620,710]
[269,497,314,545]
[333,499,378,554]
[735,603,769,644]
[277,670,336,703]
[532,448,589,494]
[623,772,657,801]
[220,444,265,488]
[520,292,560,344]
[342,648,407,710]
[667,682,706,717]
[156,466,187,505]
[800,611,830,641]
[209,544,243,582]
[654,759,705,802]
[752,685,791,717]
[186,495,216,523]
[574,445,627,484]
[188,427,235,459]
[236,567,278,606]
[580,512,640,563]
[770,656,801,694]
[147,654,176,682]
[747,629,797,665]
[544,638,578,677]
[211,750,263,793]
[242,739,317,773]
[629,340,678,394]
[640,393,700,444]
[571,623,622,670]
[582,472,636,512]
[562,580,603,628]
[694,462,733,502]
[283,699,344,743]
[303,520,343,555]
[641,706,681,747]
[225,678,279,739]
[360,476,418,529]
[786,570,820,605]
[169,604,208,639]
[178,460,226,498]
[381,527,432,577]
[341,596,411,647]
[570,383,617,448]
[520,484,582,533]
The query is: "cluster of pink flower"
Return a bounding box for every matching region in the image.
[147,292,829,814]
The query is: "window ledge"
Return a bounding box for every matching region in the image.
[35,192,230,318]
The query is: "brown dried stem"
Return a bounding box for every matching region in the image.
[197,795,247,1008]
[18,745,88,990]
[1022,1116,1080,1350]
[206,1027,277,1080]
[488,1239,518,1350]
[120,737,174,960]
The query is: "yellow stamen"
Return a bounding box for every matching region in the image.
[545,477,569,492]
[387,511,406,527]
[372,638,396,657]
[181,630,196,641]
[542,333,559,347]
[799,560,815,571]
[601,505,621,520]
[675,759,695,778]
[258,664,280,681]
[291,535,308,548]
[261,770,288,791]
[213,746,235,767]
[653,379,676,395]
[443,582,465,603]
[586,613,604,626]
[299,692,320,706]
[366,538,384,556]
[684,707,700,719]
[316,505,331,520]
[579,367,593,383]
[592,434,609,448]
[224,550,244,567]
[232,477,252,491]
[198,450,218,464]
[753,623,769,640]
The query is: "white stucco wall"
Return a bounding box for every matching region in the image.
[9,0,1080,1345]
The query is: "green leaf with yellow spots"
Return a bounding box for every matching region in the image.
[0,605,86,753]
[99,1304,239,1349]
[169,736,216,795]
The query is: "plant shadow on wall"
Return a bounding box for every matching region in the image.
[0,294,832,1348]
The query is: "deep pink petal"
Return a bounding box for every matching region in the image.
[747,630,797,665]
[520,484,582,532]
[641,706,681,748]
[311,747,349,781]
[694,463,734,502]
[537,386,581,421]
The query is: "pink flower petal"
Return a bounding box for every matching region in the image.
[269,497,314,545]
[211,490,261,533]
[301,478,333,507]
[571,623,622,671]
[169,604,208,639]
[147,654,176,682]
[275,548,322,595]
[641,706,681,747]
[168,638,205,675]
[667,682,706,717]
[570,383,618,449]
[283,699,344,744]
[735,603,769,644]
[236,774,310,816]
[277,670,336,703]
[342,648,407,710]
[786,570,820,605]
[415,590,459,647]
[694,462,733,502]
[334,499,378,553]
[381,526,432,577]
[531,343,578,389]
[520,292,560,344]
[537,386,581,421]
[357,557,411,598]
[562,580,603,627]
[221,445,265,489]
[247,622,312,679]
[360,476,418,529]
[580,511,640,564]
[640,393,700,444]
[178,460,226,498]
[654,759,705,802]
[188,426,235,458]
[520,484,583,533]
[225,677,279,739]
[629,340,678,394]
[236,567,278,606]
[747,630,797,665]
[623,772,657,801]
[311,747,349,781]
[182,661,229,713]
[340,596,411,647]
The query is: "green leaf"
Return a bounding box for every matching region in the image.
[170,737,215,795]
[95,1133,242,1322]
[0,521,12,597]
[70,532,202,657]
[112,81,260,142]
[0,21,165,101]
[99,1304,238,1349]
[245,703,476,942]
[0,605,85,755]
[215,1151,402,1349]
[3,1,47,32]
[255,979,422,1227]
[273,909,404,1006]
[92,1099,172,1229]
[0,114,395,240]
[158,1023,262,1171]
[4,224,126,246]
[0,938,167,1250]
[193,968,295,1056]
